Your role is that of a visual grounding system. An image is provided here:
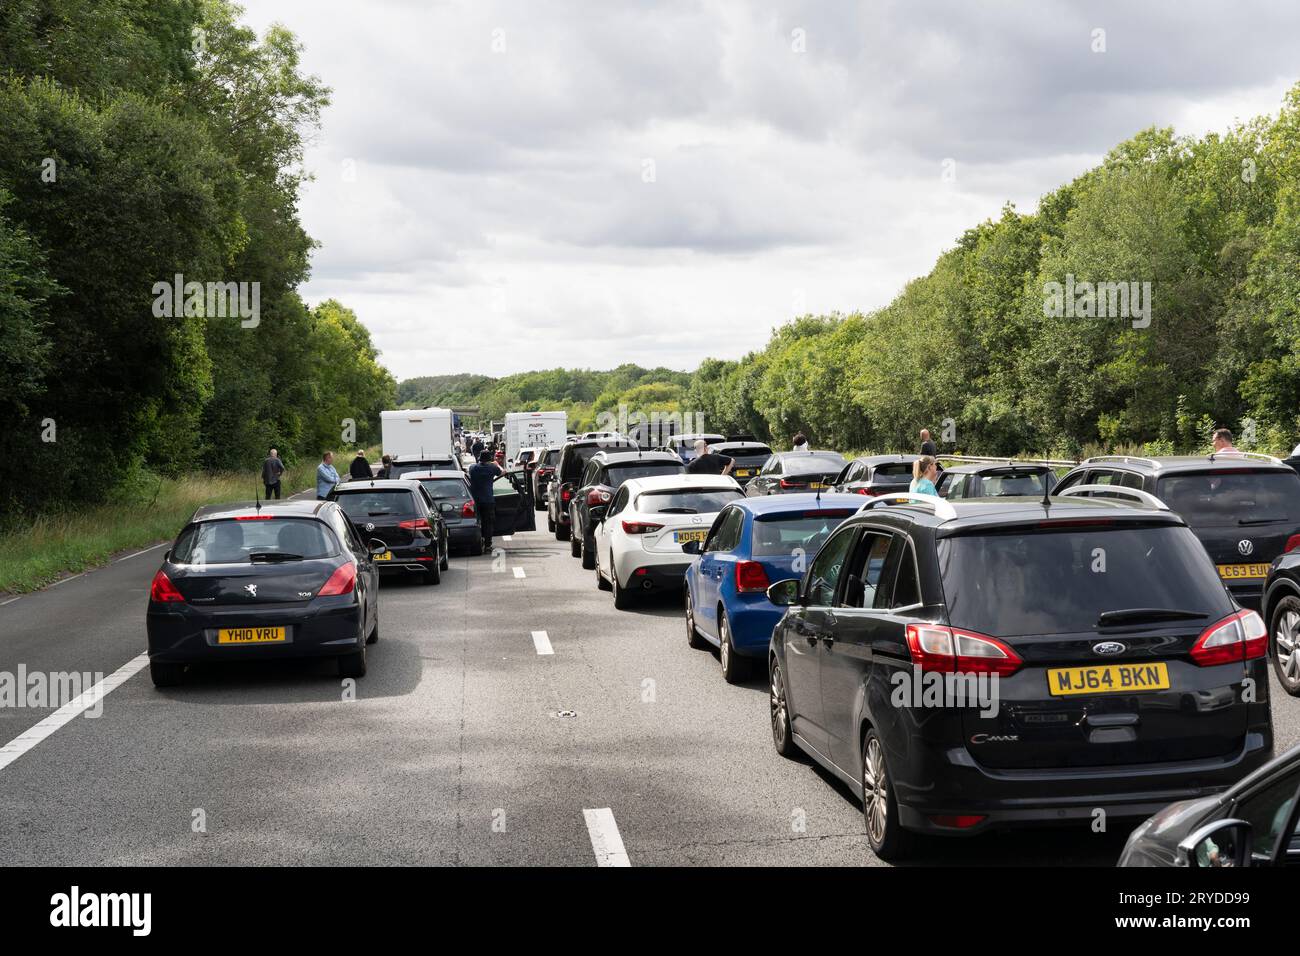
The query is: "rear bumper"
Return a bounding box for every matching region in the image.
[725,602,784,656]
[375,542,439,573]
[617,559,691,591]
[146,600,364,663]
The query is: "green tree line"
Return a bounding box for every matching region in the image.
[0,0,394,521]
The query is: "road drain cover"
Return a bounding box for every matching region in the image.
[555,709,578,719]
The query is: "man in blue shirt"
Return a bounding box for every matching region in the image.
[467,451,504,550]
[316,451,341,500]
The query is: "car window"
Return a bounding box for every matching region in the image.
[940,474,964,499]
[872,462,914,480]
[1233,764,1300,861]
[334,490,419,519]
[607,487,630,517]
[1054,471,1085,493]
[419,478,471,499]
[807,526,856,606]
[173,517,339,563]
[888,539,921,608]
[634,489,742,514]
[705,508,742,552]
[1157,470,1300,528]
[981,470,1052,497]
[841,531,891,608]
[604,462,684,486]
[1119,471,1144,490]
[1087,469,1118,486]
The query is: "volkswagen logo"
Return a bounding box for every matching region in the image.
[1238,539,1254,556]
[244,584,258,598]
[1092,641,1126,656]
[365,522,375,533]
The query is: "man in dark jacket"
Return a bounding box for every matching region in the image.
[349,450,372,480]
[261,448,285,499]
[467,451,504,550]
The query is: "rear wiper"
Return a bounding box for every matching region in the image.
[249,552,304,562]
[657,507,698,514]
[367,511,393,516]
[1097,608,1207,627]
[1239,517,1284,525]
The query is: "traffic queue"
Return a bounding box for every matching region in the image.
[143,417,1300,866]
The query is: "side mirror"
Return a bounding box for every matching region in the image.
[368,539,388,556]
[1177,819,1252,868]
[680,540,702,555]
[767,578,801,606]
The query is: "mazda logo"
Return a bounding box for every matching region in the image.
[1238,539,1254,556]
[691,516,702,524]
[1093,641,1126,655]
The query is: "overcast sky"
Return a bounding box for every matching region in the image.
[237,0,1298,382]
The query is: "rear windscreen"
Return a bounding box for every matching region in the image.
[938,525,1233,637]
[604,462,684,486]
[541,449,561,466]
[333,490,419,519]
[980,470,1052,496]
[173,518,338,563]
[1157,470,1300,527]
[751,512,855,557]
[391,461,454,478]
[716,445,773,458]
[419,478,470,499]
[871,463,914,479]
[635,489,743,514]
[784,455,846,476]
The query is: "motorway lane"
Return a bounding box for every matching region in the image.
[1,523,1299,866]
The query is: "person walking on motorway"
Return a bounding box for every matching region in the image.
[317,451,341,500]
[349,449,372,480]
[471,437,484,458]
[378,454,393,478]
[1212,428,1240,455]
[791,432,809,451]
[468,451,504,550]
[261,448,285,500]
[686,439,735,476]
[919,428,937,457]
[910,455,939,496]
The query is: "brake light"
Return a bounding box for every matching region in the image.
[319,562,357,596]
[1191,610,1267,666]
[587,489,612,507]
[735,561,770,593]
[398,518,431,531]
[1286,534,1300,553]
[150,569,185,603]
[461,501,476,518]
[905,623,1022,676]
[779,478,806,489]
[235,514,273,520]
[561,487,573,502]
[929,814,986,829]
[621,521,663,534]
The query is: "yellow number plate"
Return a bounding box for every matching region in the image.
[1047,662,1169,696]
[375,551,393,561]
[674,530,708,544]
[1217,563,1269,580]
[734,469,752,477]
[808,482,826,490]
[217,626,287,645]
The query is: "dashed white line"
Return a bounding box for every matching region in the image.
[45,572,86,588]
[0,597,19,607]
[115,543,167,562]
[513,567,526,578]
[531,630,553,655]
[0,653,150,773]
[583,808,631,867]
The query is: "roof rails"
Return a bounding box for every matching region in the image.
[1208,451,1284,464]
[942,455,1078,468]
[858,493,957,521]
[1081,455,1160,467]
[1055,484,1169,511]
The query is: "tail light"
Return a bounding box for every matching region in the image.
[561,487,573,503]
[150,569,185,603]
[461,501,476,518]
[1191,610,1267,666]
[779,479,807,489]
[1286,534,1300,553]
[398,517,431,531]
[735,560,770,593]
[319,562,357,596]
[539,467,554,476]
[621,520,663,534]
[905,623,1022,676]
[929,814,986,829]
[587,489,612,507]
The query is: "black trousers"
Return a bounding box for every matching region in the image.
[264,481,281,499]
[475,499,495,545]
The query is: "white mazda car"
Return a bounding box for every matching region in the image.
[593,473,744,608]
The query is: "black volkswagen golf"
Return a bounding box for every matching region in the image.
[146,501,382,687]
[765,491,1273,860]
[329,479,449,583]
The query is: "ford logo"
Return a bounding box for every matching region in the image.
[1093,641,1126,655]
[1238,539,1254,556]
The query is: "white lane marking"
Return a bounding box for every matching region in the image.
[0,653,149,773]
[513,567,526,578]
[0,597,19,607]
[116,543,167,562]
[531,630,553,655]
[46,572,86,588]
[583,808,631,867]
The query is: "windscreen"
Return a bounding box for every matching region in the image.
[419,478,470,499]
[391,460,455,478]
[937,524,1233,636]
[751,511,856,557]
[604,462,684,486]
[871,462,914,479]
[785,454,847,476]
[980,469,1053,496]
[173,518,338,563]
[1157,470,1300,527]
[333,489,418,519]
[635,489,743,514]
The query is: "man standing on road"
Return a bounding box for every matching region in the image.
[378,454,393,478]
[471,436,484,458]
[316,451,341,500]
[261,448,285,500]
[919,428,937,457]
[1212,428,1240,455]
[349,449,372,480]
[686,439,734,476]
[468,450,504,551]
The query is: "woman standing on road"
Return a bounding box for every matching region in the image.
[910,455,939,496]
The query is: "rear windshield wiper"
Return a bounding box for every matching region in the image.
[1239,516,1285,525]
[656,507,699,514]
[249,552,305,563]
[1097,608,1208,627]
[367,511,394,516]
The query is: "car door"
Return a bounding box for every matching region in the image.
[492,471,535,533]
[598,486,629,569]
[333,508,378,630]
[695,507,742,637]
[783,524,859,758]
[819,528,910,771]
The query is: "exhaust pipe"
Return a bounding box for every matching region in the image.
[641,579,654,590]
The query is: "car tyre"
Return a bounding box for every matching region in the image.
[556,521,570,541]
[719,609,750,683]
[547,513,556,533]
[471,535,484,556]
[580,535,596,569]
[769,658,797,758]
[424,559,441,585]
[440,543,449,571]
[1270,596,1300,695]
[684,587,706,649]
[612,563,635,610]
[862,729,912,861]
[338,648,367,679]
[366,606,379,644]
[570,527,582,558]
[150,661,186,688]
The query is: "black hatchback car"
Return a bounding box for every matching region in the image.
[936,461,1058,499]
[708,441,773,488]
[745,450,847,496]
[329,479,449,584]
[569,449,685,568]
[146,500,383,686]
[403,470,484,556]
[1055,454,1300,611]
[832,454,920,497]
[765,490,1272,860]
[548,436,637,541]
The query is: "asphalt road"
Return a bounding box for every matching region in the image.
[2,515,1298,867]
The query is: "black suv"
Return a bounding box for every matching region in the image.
[329,479,449,584]
[937,461,1058,499]
[1055,454,1300,611]
[532,445,563,512]
[547,437,637,541]
[708,441,773,488]
[833,454,920,497]
[745,450,847,496]
[766,491,1272,860]
[568,449,685,568]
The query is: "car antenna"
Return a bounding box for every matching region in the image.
[255,482,261,513]
[1041,469,1052,511]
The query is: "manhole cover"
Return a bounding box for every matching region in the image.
[554,709,578,719]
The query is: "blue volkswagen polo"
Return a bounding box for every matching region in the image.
[683,493,862,682]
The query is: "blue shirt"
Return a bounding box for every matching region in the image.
[316,462,340,499]
[468,463,502,503]
[910,477,937,496]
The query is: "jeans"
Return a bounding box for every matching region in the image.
[264,481,281,500]
[476,499,496,546]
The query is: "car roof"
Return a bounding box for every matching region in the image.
[590,449,682,465]
[401,470,468,480]
[191,500,336,522]
[847,495,1184,535]
[941,461,1052,476]
[733,492,866,515]
[565,437,637,450]
[332,479,424,491]
[1075,454,1291,474]
[776,449,844,460]
[622,474,741,493]
[851,454,920,466]
[712,441,771,451]
[666,433,726,443]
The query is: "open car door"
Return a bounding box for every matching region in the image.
[492,471,536,533]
